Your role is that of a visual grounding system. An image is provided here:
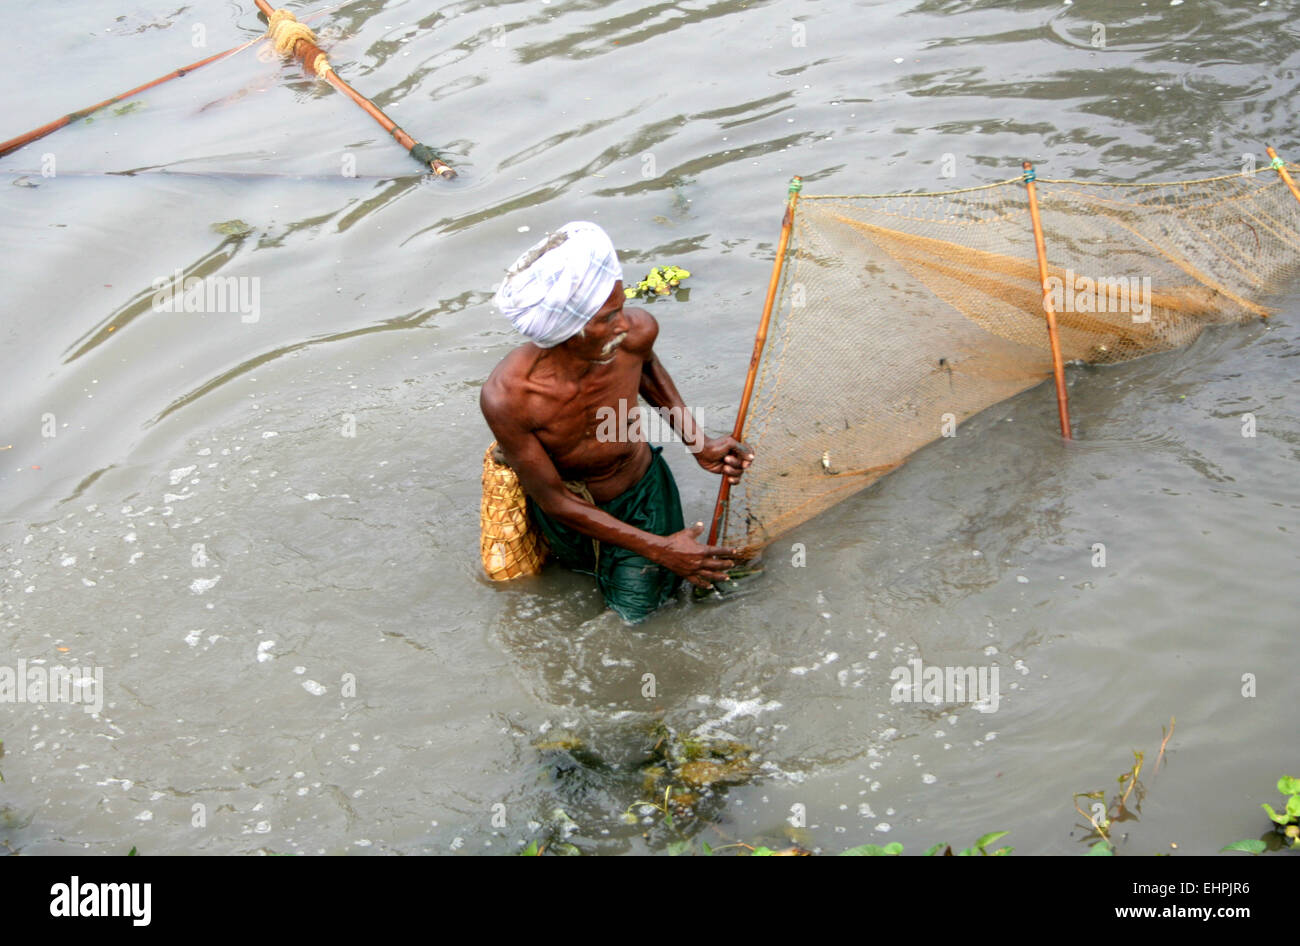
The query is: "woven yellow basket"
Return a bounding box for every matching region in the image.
[480,442,548,580]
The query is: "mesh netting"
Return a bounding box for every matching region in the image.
[722,167,1300,549]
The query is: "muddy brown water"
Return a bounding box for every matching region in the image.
[1,0,1297,854]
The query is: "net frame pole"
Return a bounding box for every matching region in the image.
[0,35,265,159]
[1022,161,1073,440]
[1266,146,1300,204]
[707,175,802,546]
[252,0,455,177]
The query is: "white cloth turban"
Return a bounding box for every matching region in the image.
[492,221,623,348]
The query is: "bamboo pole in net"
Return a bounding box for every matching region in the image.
[708,176,802,546]
[1022,161,1073,439]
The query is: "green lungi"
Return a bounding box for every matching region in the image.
[529,445,685,623]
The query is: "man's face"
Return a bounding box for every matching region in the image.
[569,280,629,363]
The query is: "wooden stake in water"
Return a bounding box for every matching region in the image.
[1022,161,1073,440]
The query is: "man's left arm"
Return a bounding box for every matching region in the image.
[633,311,754,484]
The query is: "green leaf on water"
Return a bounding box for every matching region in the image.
[127,846,138,856]
[519,840,539,856]
[1085,841,1113,856]
[1220,839,1266,855]
[751,846,775,856]
[842,842,902,855]
[666,840,691,857]
[701,841,713,856]
[1285,795,1300,819]
[113,101,145,116]
[1276,776,1300,796]
[922,843,945,856]
[974,831,1009,850]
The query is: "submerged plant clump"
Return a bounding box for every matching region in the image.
[626,723,758,837]
[516,722,762,854]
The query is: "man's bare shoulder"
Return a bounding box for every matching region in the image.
[481,346,540,429]
[620,307,659,356]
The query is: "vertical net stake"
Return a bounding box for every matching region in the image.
[1022,161,1073,440]
[708,175,802,546]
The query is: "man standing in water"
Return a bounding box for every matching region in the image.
[480,221,754,622]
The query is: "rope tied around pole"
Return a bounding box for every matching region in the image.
[267,9,318,55]
[266,8,334,78]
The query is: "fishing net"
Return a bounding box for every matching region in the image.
[721,165,1300,550]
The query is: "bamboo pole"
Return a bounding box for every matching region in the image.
[1267,146,1300,205]
[707,176,801,547]
[0,36,264,159]
[254,2,455,178]
[1022,161,1072,440]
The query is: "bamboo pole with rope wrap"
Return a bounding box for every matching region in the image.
[706,176,801,547]
[1022,160,1073,440]
[1267,146,1300,205]
[255,3,455,178]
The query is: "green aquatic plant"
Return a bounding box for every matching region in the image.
[625,265,690,300]
[838,833,1010,857]
[1222,775,1300,854]
[1073,742,1151,852]
[840,842,905,856]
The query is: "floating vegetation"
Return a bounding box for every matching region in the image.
[625,266,690,300]
[1222,776,1300,855]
